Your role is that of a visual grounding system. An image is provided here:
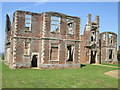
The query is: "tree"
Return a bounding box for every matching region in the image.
[2,53,4,60]
[117,53,120,61]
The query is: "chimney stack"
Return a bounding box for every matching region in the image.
[87,14,91,25]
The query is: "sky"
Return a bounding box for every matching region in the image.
[0,2,119,53]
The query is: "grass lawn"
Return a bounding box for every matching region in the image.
[2,62,119,88]
[101,63,120,67]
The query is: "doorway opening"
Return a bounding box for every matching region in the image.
[66,45,74,61]
[90,51,97,64]
[31,55,38,67]
[109,49,113,59]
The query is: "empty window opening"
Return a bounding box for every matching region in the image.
[91,36,93,41]
[25,14,31,31]
[109,34,112,44]
[50,16,60,32]
[68,23,73,34]
[31,55,37,67]
[109,49,113,59]
[111,40,112,43]
[50,44,59,61]
[109,34,112,38]
[91,32,96,41]
[67,18,75,34]
[92,26,97,30]
[24,41,30,55]
[103,34,105,40]
[90,51,97,64]
[67,45,74,61]
[94,32,96,41]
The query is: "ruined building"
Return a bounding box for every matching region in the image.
[5,10,80,69]
[100,32,117,63]
[80,14,100,64]
[4,10,118,69]
[80,14,118,64]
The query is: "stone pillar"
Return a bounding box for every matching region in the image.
[96,31,99,43]
[44,13,50,37]
[60,15,67,39]
[113,48,117,62]
[105,33,109,62]
[105,48,108,62]
[59,40,66,64]
[75,18,80,40]
[96,49,100,64]
[106,33,109,46]
[74,41,79,63]
[86,14,91,31]
[89,50,91,64]
[43,40,50,64]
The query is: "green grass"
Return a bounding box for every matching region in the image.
[0,55,2,89]
[101,63,120,67]
[2,63,119,88]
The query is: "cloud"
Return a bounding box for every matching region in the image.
[33,0,48,6]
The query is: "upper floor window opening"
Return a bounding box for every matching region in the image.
[67,18,75,34]
[50,16,61,33]
[109,34,113,44]
[25,14,31,31]
[103,34,105,40]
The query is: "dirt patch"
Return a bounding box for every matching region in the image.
[104,70,120,79]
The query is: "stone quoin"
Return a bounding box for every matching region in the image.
[4,10,118,69]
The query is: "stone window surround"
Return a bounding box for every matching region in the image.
[24,41,30,56]
[25,14,32,32]
[65,44,75,62]
[49,43,60,61]
[50,15,61,33]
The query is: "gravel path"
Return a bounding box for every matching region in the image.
[92,64,120,79]
[104,70,120,79]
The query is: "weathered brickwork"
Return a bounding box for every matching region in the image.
[80,14,118,64]
[4,10,118,69]
[80,14,100,64]
[5,10,80,69]
[100,32,118,63]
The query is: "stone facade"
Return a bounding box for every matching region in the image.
[4,10,118,69]
[80,14,100,64]
[100,32,118,63]
[80,14,118,64]
[5,10,80,69]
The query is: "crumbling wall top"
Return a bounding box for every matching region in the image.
[14,10,41,15]
[100,32,117,36]
[13,10,80,19]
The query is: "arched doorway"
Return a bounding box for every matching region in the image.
[31,55,38,67]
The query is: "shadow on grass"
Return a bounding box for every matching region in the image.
[81,64,86,68]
